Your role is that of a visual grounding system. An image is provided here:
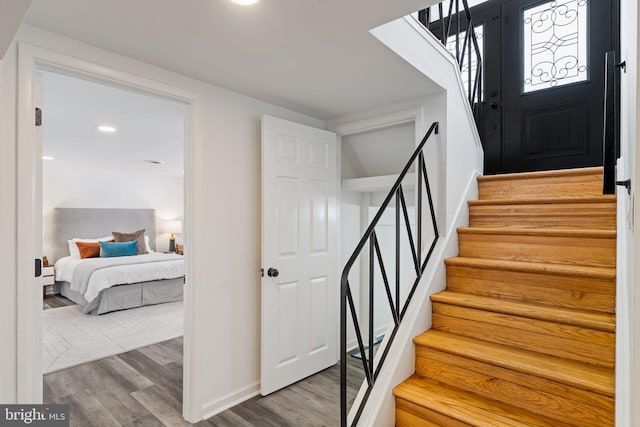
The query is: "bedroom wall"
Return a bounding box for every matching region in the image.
[0,24,326,415]
[42,162,184,259]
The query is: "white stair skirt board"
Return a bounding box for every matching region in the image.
[43,301,183,374]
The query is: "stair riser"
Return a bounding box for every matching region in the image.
[394,377,565,426]
[414,349,613,427]
[446,264,615,313]
[458,233,616,268]
[396,400,470,427]
[469,203,616,230]
[432,305,615,367]
[478,172,603,200]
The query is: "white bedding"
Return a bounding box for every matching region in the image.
[55,254,184,304]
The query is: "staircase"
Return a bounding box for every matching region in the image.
[393,167,616,426]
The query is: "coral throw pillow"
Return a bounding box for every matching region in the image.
[75,241,107,259]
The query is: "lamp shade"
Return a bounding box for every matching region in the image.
[162,220,183,234]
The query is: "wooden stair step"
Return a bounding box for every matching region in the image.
[394,375,569,427]
[469,196,616,230]
[478,167,604,200]
[444,256,616,280]
[446,257,615,313]
[413,330,614,397]
[431,302,614,367]
[414,344,614,426]
[469,195,617,206]
[431,291,615,332]
[457,227,616,268]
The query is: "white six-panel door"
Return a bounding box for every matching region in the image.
[261,115,338,395]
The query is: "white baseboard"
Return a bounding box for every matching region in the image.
[200,381,261,421]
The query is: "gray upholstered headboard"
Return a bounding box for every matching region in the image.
[52,208,156,262]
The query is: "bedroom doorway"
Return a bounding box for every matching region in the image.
[37,68,189,405]
[15,43,199,422]
[37,69,189,414]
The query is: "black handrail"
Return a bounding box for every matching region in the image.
[340,122,440,427]
[418,0,483,124]
[603,51,617,194]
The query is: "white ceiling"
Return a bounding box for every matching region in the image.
[25,0,442,120]
[42,70,186,175]
[0,0,32,58]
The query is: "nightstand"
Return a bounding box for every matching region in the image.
[41,266,55,298]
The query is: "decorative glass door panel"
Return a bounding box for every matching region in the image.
[500,0,617,173]
[523,0,589,93]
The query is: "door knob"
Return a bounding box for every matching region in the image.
[267,268,279,278]
[489,102,499,110]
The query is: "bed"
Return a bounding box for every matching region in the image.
[52,208,184,315]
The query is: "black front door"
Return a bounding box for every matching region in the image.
[426,0,619,174]
[500,0,618,173]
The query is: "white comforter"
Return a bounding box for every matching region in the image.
[55,254,184,304]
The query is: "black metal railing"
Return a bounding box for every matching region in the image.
[603,50,624,195]
[418,0,483,124]
[340,122,440,427]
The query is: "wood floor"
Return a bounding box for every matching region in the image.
[44,337,362,426]
[43,294,76,310]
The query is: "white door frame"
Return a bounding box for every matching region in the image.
[16,42,200,421]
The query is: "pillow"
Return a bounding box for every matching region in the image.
[144,235,153,253]
[99,240,138,258]
[112,229,148,255]
[75,241,111,259]
[67,236,114,258]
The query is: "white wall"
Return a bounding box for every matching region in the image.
[341,122,416,179]
[42,162,184,257]
[0,24,325,418]
[618,0,639,425]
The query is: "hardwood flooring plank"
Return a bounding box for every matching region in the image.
[121,414,165,427]
[72,362,154,426]
[205,410,254,427]
[43,295,76,310]
[65,388,121,427]
[222,398,292,427]
[117,350,183,403]
[131,384,192,427]
[95,356,155,392]
[45,337,354,426]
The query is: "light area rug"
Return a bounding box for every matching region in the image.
[43,301,183,374]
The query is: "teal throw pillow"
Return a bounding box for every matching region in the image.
[99,240,138,258]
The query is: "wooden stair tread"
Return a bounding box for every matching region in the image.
[477,167,603,182]
[445,256,616,279]
[431,291,615,332]
[413,330,614,396]
[394,375,562,427]
[457,227,616,239]
[469,195,616,206]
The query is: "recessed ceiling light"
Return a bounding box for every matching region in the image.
[232,0,259,5]
[42,156,55,161]
[97,125,117,133]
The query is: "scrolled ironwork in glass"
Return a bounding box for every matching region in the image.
[523,0,588,93]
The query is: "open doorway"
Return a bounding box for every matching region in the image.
[36,70,188,420]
